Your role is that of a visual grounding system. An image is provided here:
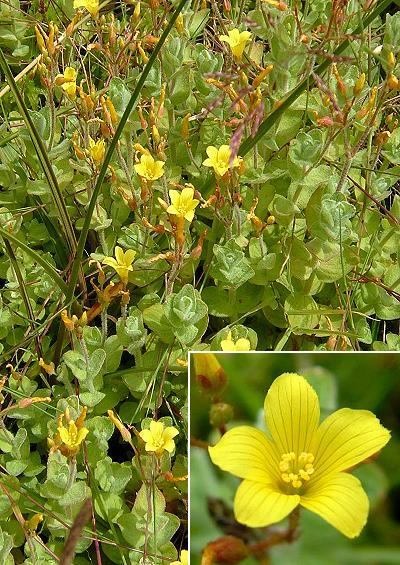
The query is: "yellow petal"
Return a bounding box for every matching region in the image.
[180,186,194,206]
[234,479,300,528]
[124,249,136,266]
[205,146,218,159]
[209,425,280,483]
[150,420,164,436]
[163,439,176,453]
[235,338,251,351]
[264,372,320,455]
[218,145,231,163]
[114,246,124,265]
[76,427,89,444]
[300,472,369,538]
[139,429,153,443]
[163,426,179,441]
[58,426,69,444]
[169,190,180,208]
[312,408,391,480]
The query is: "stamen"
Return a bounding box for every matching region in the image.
[279,451,315,489]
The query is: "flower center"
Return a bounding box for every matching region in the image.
[279,451,315,489]
[152,431,164,449]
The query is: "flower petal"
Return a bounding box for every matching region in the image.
[163,426,179,441]
[264,373,320,455]
[234,479,300,528]
[150,420,164,436]
[124,249,136,266]
[208,425,280,483]
[169,189,180,207]
[312,408,391,479]
[300,472,369,538]
[180,187,194,205]
[205,146,218,159]
[139,429,152,443]
[114,246,124,265]
[102,257,118,269]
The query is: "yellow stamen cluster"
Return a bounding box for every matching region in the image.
[279,451,315,488]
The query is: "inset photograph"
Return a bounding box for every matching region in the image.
[190,353,399,565]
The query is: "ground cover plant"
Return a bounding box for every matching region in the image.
[190,352,399,564]
[0,0,400,562]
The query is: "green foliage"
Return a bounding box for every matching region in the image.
[0,0,399,561]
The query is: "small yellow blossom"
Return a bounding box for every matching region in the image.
[166,187,199,223]
[88,137,106,167]
[49,406,89,458]
[171,550,188,565]
[55,67,77,99]
[102,246,136,285]
[139,420,179,455]
[134,153,165,181]
[220,331,251,351]
[58,421,89,455]
[219,28,252,60]
[73,0,99,18]
[209,373,391,538]
[203,145,241,177]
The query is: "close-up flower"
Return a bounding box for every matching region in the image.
[134,153,165,181]
[203,145,241,177]
[88,136,106,167]
[49,406,89,458]
[73,0,99,18]
[102,246,136,285]
[219,28,252,60]
[55,67,77,99]
[139,420,179,455]
[209,372,391,538]
[220,331,251,351]
[167,187,200,222]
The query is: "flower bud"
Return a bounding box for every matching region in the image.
[387,73,399,90]
[193,353,227,396]
[353,73,365,96]
[202,536,248,565]
[209,403,234,428]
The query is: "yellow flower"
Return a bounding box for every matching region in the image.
[139,420,179,455]
[220,331,251,351]
[193,353,227,396]
[219,29,252,60]
[88,137,105,167]
[134,153,165,181]
[73,0,99,18]
[102,246,136,285]
[166,187,200,222]
[58,421,89,454]
[50,406,89,457]
[203,145,241,177]
[209,373,390,538]
[55,67,77,99]
[171,550,188,565]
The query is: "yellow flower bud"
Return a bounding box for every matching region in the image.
[192,353,227,396]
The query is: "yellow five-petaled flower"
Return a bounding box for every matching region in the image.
[88,137,106,167]
[220,331,251,351]
[166,187,200,223]
[102,246,136,285]
[139,420,179,456]
[55,67,77,99]
[203,145,241,177]
[171,550,188,565]
[219,28,252,61]
[209,372,390,538]
[58,421,89,455]
[73,0,99,18]
[134,153,165,181]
